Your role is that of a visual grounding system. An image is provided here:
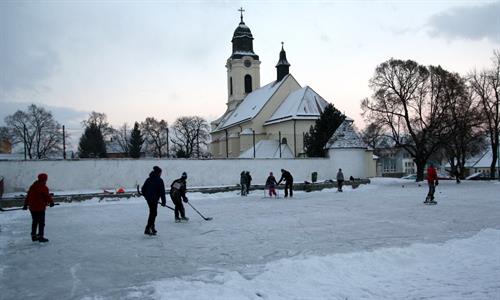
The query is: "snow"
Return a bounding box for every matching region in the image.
[265,86,329,125]
[239,140,294,158]
[1,179,500,299]
[326,119,367,149]
[215,76,288,131]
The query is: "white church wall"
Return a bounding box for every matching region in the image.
[327,148,371,179]
[0,158,365,193]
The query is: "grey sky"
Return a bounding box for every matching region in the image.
[1,0,499,133]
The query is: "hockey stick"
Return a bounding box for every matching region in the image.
[187,202,212,221]
[0,203,60,212]
[136,185,175,211]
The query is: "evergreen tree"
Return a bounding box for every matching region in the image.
[128,122,144,158]
[78,123,107,158]
[304,103,345,157]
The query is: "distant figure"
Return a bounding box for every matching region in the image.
[141,166,166,236]
[170,172,189,222]
[240,171,248,196]
[425,164,439,204]
[266,172,278,198]
[23,173,54,242]
[246,171,252,194]
[336,169,344,192]
[278,169,294,198]
[454,169,461,184]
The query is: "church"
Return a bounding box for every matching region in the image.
[210,11,370,164]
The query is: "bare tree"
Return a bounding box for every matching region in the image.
[4,104,66,159]
[361,123,385,150]
[361,59,459,181]
[141,117,169,158]
[82,111,113,138]
[469,50,500,179]
[170,116,210,158]
[111,123,130,154]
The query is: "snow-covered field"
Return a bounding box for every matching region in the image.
[1,178,499,300]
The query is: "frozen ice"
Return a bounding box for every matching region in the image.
[1,178,499,299]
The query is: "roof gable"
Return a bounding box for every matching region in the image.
[265,86,329,124]
[325,119,367,149]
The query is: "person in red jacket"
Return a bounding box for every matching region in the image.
[425,164,439,204]
[23,173,54,242]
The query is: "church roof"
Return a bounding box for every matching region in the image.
[265,86,328,125]
[214,74,291,131]
[239,140,294,158]
[325,119,368,149]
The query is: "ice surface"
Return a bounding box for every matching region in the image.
[1,178,499,299]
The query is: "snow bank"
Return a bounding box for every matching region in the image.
[142,229,500,300]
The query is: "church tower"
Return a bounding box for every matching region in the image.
[226,8,261,111]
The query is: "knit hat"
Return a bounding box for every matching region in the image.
[38,173,48,182]
[153,166,162,174]
[181,172,187,179]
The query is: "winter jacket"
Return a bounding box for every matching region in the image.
[170,178,188,201]
[141,172,166,204]
[240,172,248,185]
[278,170,293,184]
[427,167,438,184]
[24,180,53,212]
[337,171,344,181]
[266,176,278,188]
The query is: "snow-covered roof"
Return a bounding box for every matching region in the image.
[325,119,368,149]
[215,75,290,131]
[239,140,294,158]
[265,86,329,125]
[469,150,494,168]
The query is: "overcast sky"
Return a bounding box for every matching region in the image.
[1,0,499,136]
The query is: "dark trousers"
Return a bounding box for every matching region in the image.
[30,210,45,237]
[337,180,344,191]
[284,181,293,197]
[171,195,186,219]
[427,182,436,200]
[146,200,158,229]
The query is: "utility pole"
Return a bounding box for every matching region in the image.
[166,127,169,158]
[63,125,66,159]
[278,131,282,158]
[253,130,256,158]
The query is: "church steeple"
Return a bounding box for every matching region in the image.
[230,7,259,60]
[276,42,290,81]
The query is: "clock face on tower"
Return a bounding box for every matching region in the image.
[244,59,252,68]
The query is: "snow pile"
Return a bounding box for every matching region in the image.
[140,229,500,300]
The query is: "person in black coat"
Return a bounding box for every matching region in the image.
[246,171,252,194]
[240,171,248,196]
[141,166,166,235]
[170,172,189,222]
[277,169,294,198]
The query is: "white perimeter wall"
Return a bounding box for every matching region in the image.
[0,157,371,193]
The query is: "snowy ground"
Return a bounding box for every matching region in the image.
[1,178,499,300]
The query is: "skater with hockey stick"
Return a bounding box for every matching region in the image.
[277,169,294,198]
[22,173,54,242]
[424,163,439,205]
[141,166,166,235]
[265,172,278,198]
[170,172,189,223]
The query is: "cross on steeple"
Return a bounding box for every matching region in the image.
[281,41,284,50]
[238,7,245,23]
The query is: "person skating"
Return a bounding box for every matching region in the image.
[246,171,252,195]
[266,172,278,197]
[22,173,54,242]
[454,168,461,184]
[277,169,293,198]
[170,172,189,222]
[425,164,439,204]
[336,168,344,192]
[240,171,247,196]
[141,166,166,235]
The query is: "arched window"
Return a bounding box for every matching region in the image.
[281,137,288,145]
[230,77,233,95]
[244,75,252,93]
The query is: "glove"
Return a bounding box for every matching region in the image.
[183,198,188,203]
[161,201,166,207]
[49,202,55,207]
[435,181,439,186]
[22,205,28,210]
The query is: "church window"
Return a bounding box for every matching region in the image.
[281,137,288,145]
[230,77,233,95]
[244,75,252,93]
